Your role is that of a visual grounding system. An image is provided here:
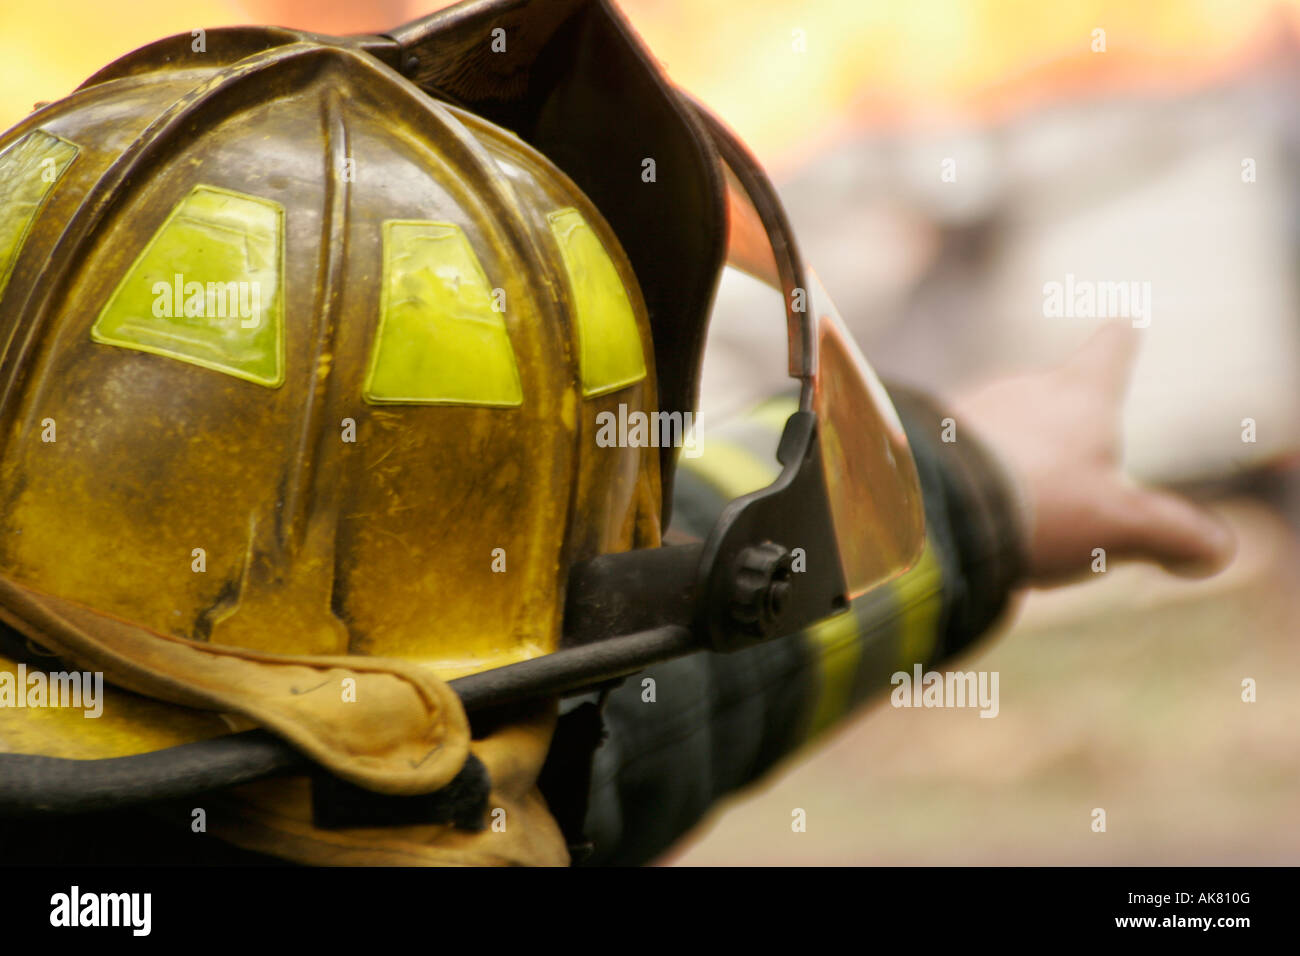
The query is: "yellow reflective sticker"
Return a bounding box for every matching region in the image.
[547,207,646,397]
[363,220,523,407]
[0,130,78,302]
[91,185,285,388]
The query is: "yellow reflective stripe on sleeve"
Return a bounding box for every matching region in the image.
[676,397,794,499]
[548,207,646,397]
[678,438,778,500]
[801,540,944,740]
[804,607,864,739]
[364,220,522,407]
[746,394,799,434]
[0,130,78,302]
[895,543,943,667]
[91,184,286,388]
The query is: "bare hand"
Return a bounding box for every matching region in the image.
[952,323,1236,587]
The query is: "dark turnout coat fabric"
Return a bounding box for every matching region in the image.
[560,384,1026,865]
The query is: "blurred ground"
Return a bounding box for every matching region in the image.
[664,493,1300,865]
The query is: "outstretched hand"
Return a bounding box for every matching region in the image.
[952,323,1236,587]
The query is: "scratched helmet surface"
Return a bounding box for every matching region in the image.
[0,28,661,682]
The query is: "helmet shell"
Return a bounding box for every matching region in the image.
[0,30,661,677]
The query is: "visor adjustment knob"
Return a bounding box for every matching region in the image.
[729,542,795,640]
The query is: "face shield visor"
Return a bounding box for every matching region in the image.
[453,103,925,708]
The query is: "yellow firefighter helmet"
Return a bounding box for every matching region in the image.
[0,29,661,680]
[0,0,925,866]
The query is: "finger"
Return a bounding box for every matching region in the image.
[1104,483,1237,577]
[1063,321,1141,401]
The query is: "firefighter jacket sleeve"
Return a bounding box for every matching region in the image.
[564,384,1029,865]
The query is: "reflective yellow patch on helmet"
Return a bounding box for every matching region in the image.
[363,220,523,407]
[91,185,285,388]
[548,207,646,398]
[0,130,78,302]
